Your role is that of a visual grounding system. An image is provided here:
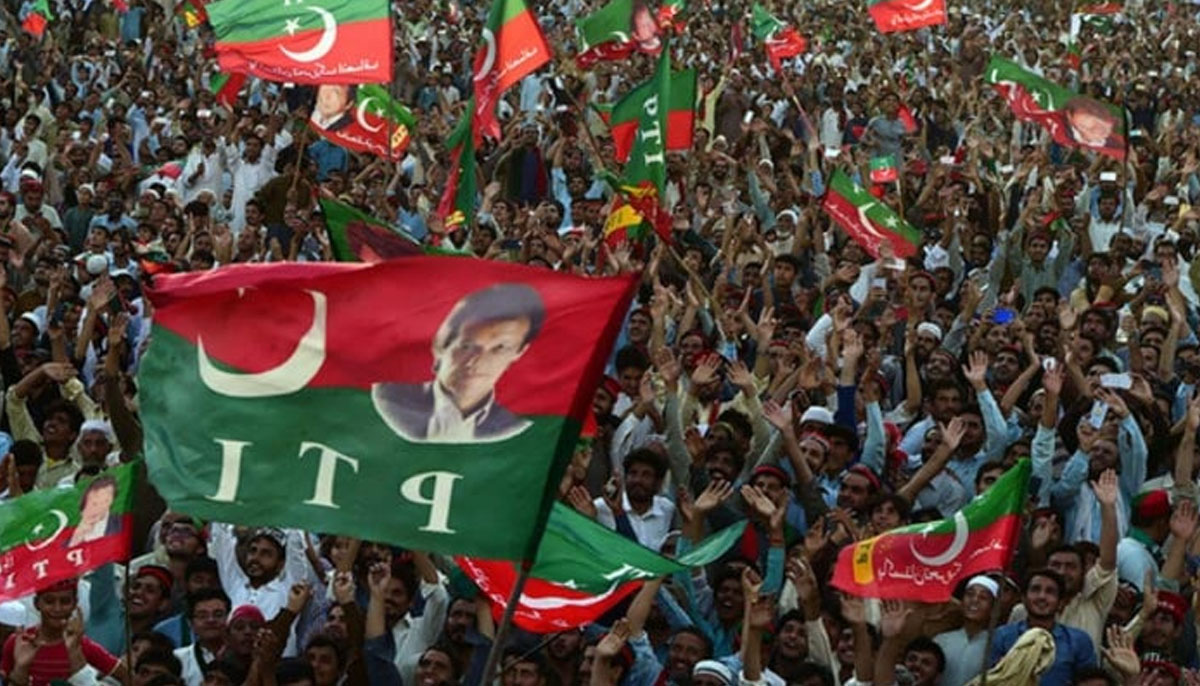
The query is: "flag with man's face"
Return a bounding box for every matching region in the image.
[139,261,636,561]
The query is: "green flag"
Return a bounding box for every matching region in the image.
[319,198,422,263]
[622,45,672,197]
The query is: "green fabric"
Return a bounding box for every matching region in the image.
[208,0,386,44]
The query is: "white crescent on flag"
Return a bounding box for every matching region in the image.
[279,6,338,63]
[520,582,625,610]
[910,511,970,566]
[25,509,69,551]
[356,97,384,133]
[475,28,496,82]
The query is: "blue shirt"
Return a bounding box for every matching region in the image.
[990,621,1095,686]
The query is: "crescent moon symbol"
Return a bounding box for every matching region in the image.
[279,6,338,63]
[198,290,327,398]
[910,512,969,567]
[26,510,69,551]
[855,201,888,240]
[356,97,384,133]
[908,0,936,11]
[521,583,622,610]
[475,28,496,82]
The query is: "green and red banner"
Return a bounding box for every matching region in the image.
[750,3,807,70]
[438,100,480,232]
[459,503,745,632]
[0,463,136,602]
[21,0,52,38]
[575,0,663,68]
[319,198,422,263]
[620,46,673,199]
[870,155,899,183]
[833,459,1030,602]
[472,0,551,142]
[139,261,637,561]
[985,55,1126,160]
[867,0,946,33]
[208,0,391,84]
[609,68,695,163]
[822,169,921,259]
[177,0,208,28]
[209,72,247,108]
[309,84,416,160]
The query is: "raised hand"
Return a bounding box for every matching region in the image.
[691,353,721,387]
[728,359,755,393]
[1030,515,1060,551]
[842,329,864,360]
[1096,388,1129,419]
[879,599,913,639]
[596,618,632,658]
[1171,499,1199,542]
[693,480,735,516]
[939,416,967,453]
[962,350,990,390]
[839,593,867,626]
[367,561,390,598]
[762,399,793,433]
[567,485,598,519]
[740,484,777,521]
[1102,625,1140,678]
[43,361,78,384]
[1091,469,1118,507]
[331,571,355,605]
[654,347,681,392]
[286,582,312,613]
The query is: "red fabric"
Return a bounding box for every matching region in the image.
[1,632,119,686]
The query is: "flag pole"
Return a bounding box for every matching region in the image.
[122,559,134,686]
[975,579,1005,686]
[479,559,535,684]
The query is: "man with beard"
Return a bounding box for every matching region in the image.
[594,449,675,551]
[427,597,485,686]
[412,644,462,686]
[359,552,448,682]
[933,576,1000,686]
[208,525,311,637]
[545,629,584,686]
[1139,590,1188,661]
[990,570,1096,685]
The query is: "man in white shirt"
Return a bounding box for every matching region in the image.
[594,448,676,552]
[224,127,292,234]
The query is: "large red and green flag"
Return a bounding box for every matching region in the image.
[750,3,807,71]
[438,101,480,233]
[608,68,695,163]
[869,155,899,183]
[139,261,637,561]
[209,71,247,108]
[985,55,1126,160]
[319,198,422,263]
[459,504,745,632]
[21,0,52,38]
[822,169,921,259]
[309,84,416,160]
[472,0,551,142]
[207,0,392,84]
[176,0,208,28]
[0,463,136,602]
[575,0,663,68]
[656,0,685,30]
[620,46,672,201]
[833,459,1030,601]
[867,0,946,33]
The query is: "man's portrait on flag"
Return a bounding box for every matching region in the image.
[67,476,122,548]
[310,84,356,132]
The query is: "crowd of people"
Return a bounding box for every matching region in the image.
[3,0,1200,684]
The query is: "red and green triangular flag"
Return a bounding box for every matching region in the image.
[459,503,745,632]
[985,55,1126,160]
[319,197,422,263]
[139,261,638,561]
[575,0,663,68]
[869,155,899,183]
[608,68,695,163]
[472,0,551,142]
[21,0,52,38]
[0,463,136,603]
[822,169,921,259]
[867,0,946,33]
[208,0,392,84]
[309,84,417,160]
[139,250,180,277]
[176,0,208,28]
[750,3,807,70]
[438,100,480,232]
[833,459,1030,601]
[209,72,247,108]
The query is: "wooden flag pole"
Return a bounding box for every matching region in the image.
[479,559,535,684]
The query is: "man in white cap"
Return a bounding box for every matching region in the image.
[933,575,999,686]
[691,659,735,686]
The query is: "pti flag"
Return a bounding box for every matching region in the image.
[575,0,663,67]
[309,84,416,159]
[620,46,673,199]
[985,56,1126,160]
[0,463,136,602]
[208,0,392,84]
[472,0,551,142]
[139,261,637,561]
[750,3,807,71]
[832,459,1030,602]
[177,0,208,28]
[210,71,247,108]
[319,198,422,263]
[822,169,921,259]
[459,503,745,632]
[438,101,480,232]
[21,0,52,37]
[870,155,899,183]
[608,69,696,163]
[867,0,946,33]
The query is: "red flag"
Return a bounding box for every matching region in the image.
[113,0,129,12]
[765,26,806,71]
[897,103,918,134]
[868,0,947,33]
[472,0,551,142]
[730,20,743,63]
[21,11,47,38]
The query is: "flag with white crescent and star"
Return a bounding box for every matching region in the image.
[457,504,745,633]
[309,84,417,160]
[472,0,551,142]
[821,169,921,260]
[138,261,637,561]
[832,459,1030,602]
[207,0,391,85]
[867,0,946,33]
[0,463,136,603]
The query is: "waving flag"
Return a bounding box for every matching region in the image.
[985,55,1126,160]
[472,0,551,142]
[309,84,416,159]
[822,169,921,259]
[608,69,696,163]
[867,0,946,33]
[575,0,663,67]
[208,0,392,84]
[833,460,1030,601]
[438,101,480,232]
[320,198,422,262]
[209,71,247,108]
[140,261,637,561]
[459,504,744,632]
[750,3,807,70]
